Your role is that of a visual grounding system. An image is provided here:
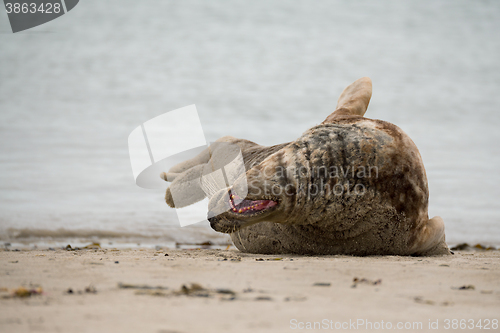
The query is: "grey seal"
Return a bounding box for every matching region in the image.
[163,77,450,256]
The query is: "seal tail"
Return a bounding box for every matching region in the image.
[411,216,451,256]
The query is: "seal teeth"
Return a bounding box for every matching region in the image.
[229,193,236,211]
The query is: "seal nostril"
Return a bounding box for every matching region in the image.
[207,212,220,231]
[208,216,219,231]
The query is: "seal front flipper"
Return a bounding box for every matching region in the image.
[323,77,372,123]
[162,136,264,208]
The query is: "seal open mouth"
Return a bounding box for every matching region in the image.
[228,191,278,216]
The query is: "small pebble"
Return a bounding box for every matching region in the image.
[458,285,475,290]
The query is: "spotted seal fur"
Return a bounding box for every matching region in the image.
[163,77,450,256]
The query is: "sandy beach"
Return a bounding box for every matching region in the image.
[0,247,499,333]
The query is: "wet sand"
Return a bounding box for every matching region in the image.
[0,248,499,333]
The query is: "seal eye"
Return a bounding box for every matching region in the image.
[228,191,278,215]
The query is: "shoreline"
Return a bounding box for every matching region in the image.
[1,248,499,332]
[1,238,499,252]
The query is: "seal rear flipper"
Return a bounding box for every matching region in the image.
[410,216,451,256]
